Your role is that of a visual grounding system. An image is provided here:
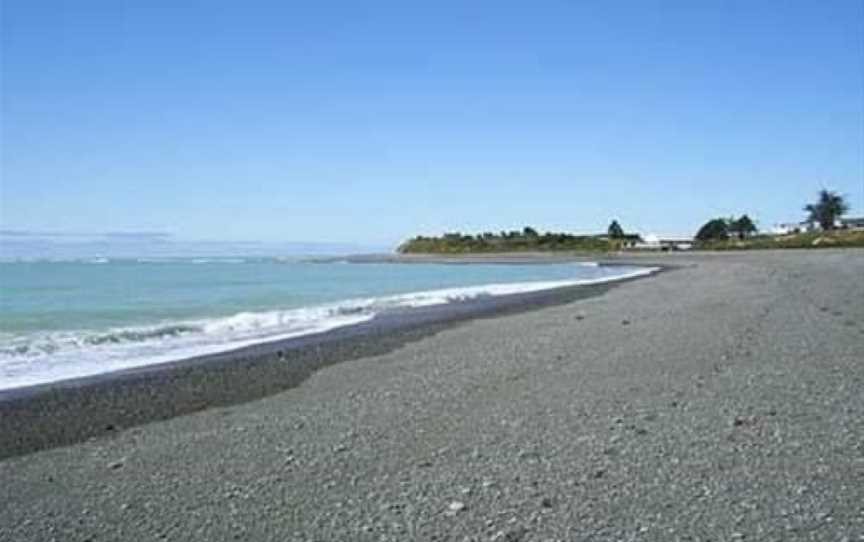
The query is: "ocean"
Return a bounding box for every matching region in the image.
[0,258,654,390]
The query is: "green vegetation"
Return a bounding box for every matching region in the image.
[697,229,864,250]
[398,227,633,253]
[695,218,731,242]
[804,190,849,230]
[694,189,860,250]
[399,189,859,254]
[696,215,758,243]
[729,214,757,240]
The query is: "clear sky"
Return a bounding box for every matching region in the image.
[1,0,862,250]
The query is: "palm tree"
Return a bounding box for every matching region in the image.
[804,190,848,230]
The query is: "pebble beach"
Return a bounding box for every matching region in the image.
[1,249,862,541]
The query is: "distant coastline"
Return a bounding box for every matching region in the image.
[398,228,633,254]
[397,226,864,255]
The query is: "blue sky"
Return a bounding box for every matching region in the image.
[1,0,862,251]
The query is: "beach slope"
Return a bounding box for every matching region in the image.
[1,250,862,540]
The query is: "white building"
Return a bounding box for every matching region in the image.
[774,217,862,234]
[840,217,864,230]
[770,223,802,235]
[631,234,693,251]
[633,234,661,250]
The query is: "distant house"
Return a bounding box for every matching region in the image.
[801,219,824,232]
[840,217,864,230]
[659,238,693,251]
[771,220,829,234]
[770,223,802,235]
[771,217,861,234]
[632,233,661,250]
[630,234,692,251]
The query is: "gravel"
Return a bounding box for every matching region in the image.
[1,249,862,541]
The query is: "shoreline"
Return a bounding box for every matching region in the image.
[0,266,663,460]
[0,260,662,393]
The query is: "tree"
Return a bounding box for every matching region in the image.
[523,226,539,238]
[804,190,848,230]
[730,215,757,240]
[607,220,625,239]
[695,218,730,242]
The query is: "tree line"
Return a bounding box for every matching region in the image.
[398,190,852,253]
[398,224,637,253]
[695,189,850,242]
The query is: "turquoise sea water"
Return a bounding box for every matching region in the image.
[0,258,654,390]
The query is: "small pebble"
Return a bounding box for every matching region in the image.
[448,501,466,514]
